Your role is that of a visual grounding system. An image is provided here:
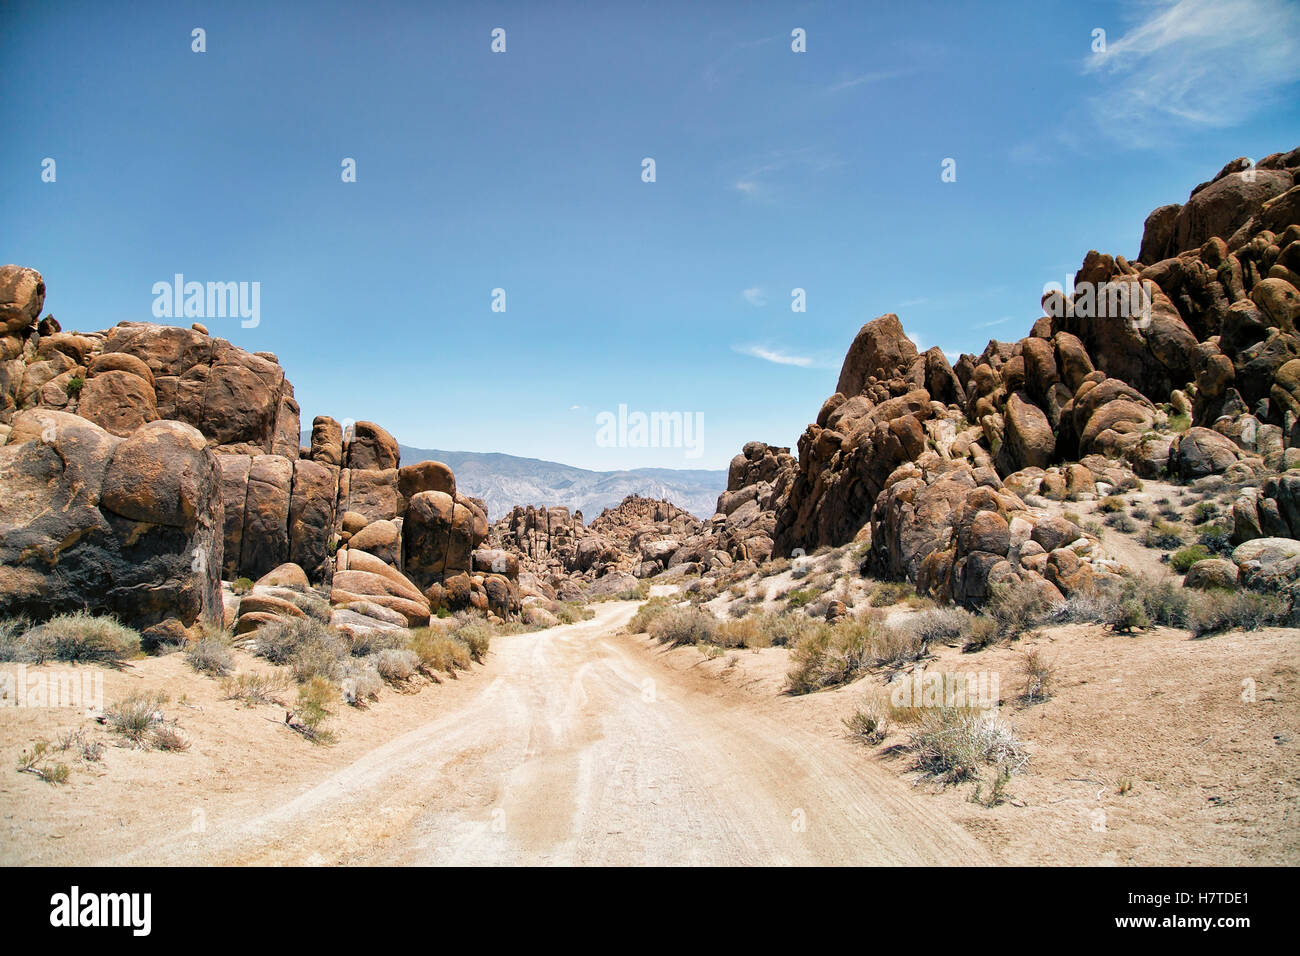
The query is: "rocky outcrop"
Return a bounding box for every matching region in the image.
[0,410,223,629]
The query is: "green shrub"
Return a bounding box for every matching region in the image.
[784,587,819,609]
[64,375,84,398]
[293,676,338,744]
[1170,544,1211,573]
[231,577,255,595]
[1144,517,1185,550]
[1190,501,1219,525]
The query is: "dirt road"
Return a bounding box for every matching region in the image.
[106,602,989,866]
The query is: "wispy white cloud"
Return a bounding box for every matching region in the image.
[733,344,813,367]
[1083,0,1300,142]
[741,287,767,307]
[732,147,843,199]
[898,296,930,308]
[825,69,910,93]
[977,316,1012,328]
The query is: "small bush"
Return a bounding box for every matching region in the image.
[1020,648,1055,703]
[150,725,190,752]
[763,611,817,648]
[15,740,70,785]
[908,708,1027,783]
[627,597,675,634]
[55,727,104,762]
[293,676,338,744]
[1083,520,1105,538]
[375,648,420,683]
[254,617,347,683]
[220,672,287,707]
[784,587,819,609]
[554,602,594,625]
[105,691,170,747]
[407,629,472,675]
[869,580,916,607]
[1197,522,1232,555]
[1144,517,1185,550]
[786,621,873,694]
[1129,505,1150,521]
[1104,512,1138,533]
[716,615,774,649]
[1167,412,1191,433]
[340,660,383,704]
[348,628,407,658]
[450,622,492,663]
[985,580,1053,642]
[648,606,718,646]
[905,607,976,647]
[231,577,255,595]
[1170,544,1211,573]
[764,558,791,577]
[64,375,85,398]
[844,700,889,744]
[14,612,140,666]
[1096,496,1126,514]
[1186,590,1289,638]
[1190,501,1219,525]
[185,637,233,677]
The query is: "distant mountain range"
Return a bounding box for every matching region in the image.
[397,446,727,521]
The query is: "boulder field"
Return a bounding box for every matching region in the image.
[4,145,1300,624]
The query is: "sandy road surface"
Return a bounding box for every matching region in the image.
[112,602,989,866]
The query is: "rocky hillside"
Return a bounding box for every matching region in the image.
[396,445,725,520]
[477,144,1300,609]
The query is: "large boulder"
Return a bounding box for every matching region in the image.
[1170,427,1243,481]
[835,314,918,397]
[0,265,45,335]
[0,411,223,628]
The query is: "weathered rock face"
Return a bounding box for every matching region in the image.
[402,490,489,590]
[0,410,223,628]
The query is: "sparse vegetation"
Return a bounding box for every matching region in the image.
[15,740,70,785]
[1186,590,1289,638]
[185,637,233,676]
[907,708,1027,783]
[292,676,338,744]
[254,617,347,683]
[0,612,140,666]
[1097,496,1126,514]
[406,628,472,676]
[1020,648,1055,703]
[648,606,719,646]
[105,691,185,750]
[869,580,917,607]
[375,648,421,683]
[231,577,255,595]
[843,699,889,744]
[1144,517,1185,549]
[220,671,287,707]
[54,726,105,762]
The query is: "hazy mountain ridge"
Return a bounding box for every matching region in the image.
[397,445,726,520]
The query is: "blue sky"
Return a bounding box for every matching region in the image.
[3,0,1298,470]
